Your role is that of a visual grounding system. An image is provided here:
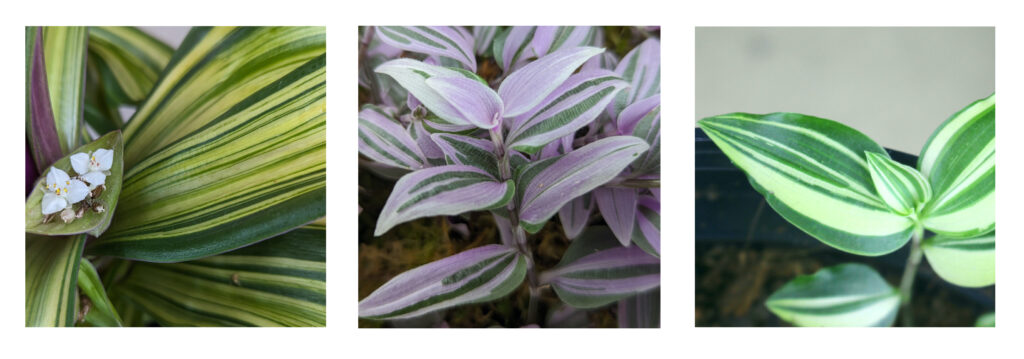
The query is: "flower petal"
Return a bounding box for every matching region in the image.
[66,179,89,204]
[93,148,114,171]
[81,171,107,189]
[46,167,70,188]
[41,193,67,215]
[70,153,90,175]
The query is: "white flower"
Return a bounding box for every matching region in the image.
[41,167,89,215]
[70,149,113,189]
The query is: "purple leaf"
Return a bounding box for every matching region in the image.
[495,26,536,73]
[618,289,660,328]
[491,210,517,247]
[506,69,627,154]
[538,133,574,160]
[558,193,593,239]
[359,244,527,320]
[531,26,596,57]
[28,27,63,170]
[617,94,660,135]
[375,165,515,236]
[499,46,604,118]
[608,38,660,119]
[375,59,473,126]
[582,51,619,71]
[430,133,500,177]
[517,136,649,233]
[358,105,426,170]
[632,194,660,257]
[540,226,660,308]
[626,99,660,174]
[425,76,503,129]
[594,187,639,246]
[472,26,498,56]
[375,26,477,71]
[408,120,445,165]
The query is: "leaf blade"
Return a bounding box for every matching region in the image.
[498,46,604,118]
[922,233,995,288]
[541,227,660,308]
[26,234,86,327]
[376,26,476,71]
[766,263,899,327]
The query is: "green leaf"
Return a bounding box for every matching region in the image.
[109,223,326,326]
[88,27,326,262]
[83,54,124,134]
[766,263,899,327]
[78,258,123,327]
[87,26,173,103]
[975,312,995,327]
[698,113,915,256]
[922,233,995,288]
[865,151,932,216]
[26,234,86,327]
[121,26,326,168]
[25,131,124,237]
[42,26,88,154]
[918,94,995,238]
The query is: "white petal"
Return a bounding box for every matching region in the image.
[41,193,67,215]
[93,148,114,171]
[81,171,107,189]
[66,180,90,204]
[70,153,91,174]
[46,167,70,189]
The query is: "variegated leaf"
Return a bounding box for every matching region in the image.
[922,233,994,288]
[558,193,593,240]
[493,26,536,73]
[594,187,638,247]
[499,46,604,118]
[609,38,660,119]
[375,26,476,71]
[531,26,597,57]
[625,96,660,174]
[698,113,914,256]
[472,26,498,56]
[865,151,931,216]
[766,263,899,327]
[408,119,446,166]
[26,234,86,327]
[516,136,649,233]
[359,104,426,171]
[375,58,487,128]
[918,94,995,238]
[430,133,499,177]
[359,244,527,320]
[424,75,503,129]
[375,165,515,236]
[540,226,660,309]
[506,69,627,154]
[632,194,660,257]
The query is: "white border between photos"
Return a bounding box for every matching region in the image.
[0,1,1018,359]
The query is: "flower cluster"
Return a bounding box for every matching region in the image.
[40,149,113,223]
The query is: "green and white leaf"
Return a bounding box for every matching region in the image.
[89,27,326,262]
[26,234,86,327]
[918,94,995,238]
[698,113,915,256]
[865,151,931,216]
[78,258,123,327]
[25,131,124,237]
[42,26,88,153]
[922,233,995,288]
[766,263,899,327]
[109,223,326,326]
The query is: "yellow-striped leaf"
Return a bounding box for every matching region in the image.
[26,234,86,327]
[43,26,88,154]
[109,223,325,326]
[922,233,995,288]
[87,26,173,104]
[698,113,914,256]
[88,27,326,262]
[918,94,995,238]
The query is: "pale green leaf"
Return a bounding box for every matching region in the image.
[78,258,123,327]
[766,263,899,327]
[922,233,995,288]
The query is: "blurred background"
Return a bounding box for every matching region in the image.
[696,27,994,153]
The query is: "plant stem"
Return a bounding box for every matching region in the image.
[898,225,925,327]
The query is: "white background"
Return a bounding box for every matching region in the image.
[1,1,1021,358]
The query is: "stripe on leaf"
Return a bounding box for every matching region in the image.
[922,233,994,288]
[375,165,514,236]
[558,193,593,240]
[430,133,500,177]
[594,187,638,247]
[698,113,915,256]
[608,38,659,119]
[122,26,325,168]
[472,26,498,56]
[918,94,995,238]
[499,46,604,118]
[506,70,627,154]
[78,258,123,327]
[517,136,649,233]
[42,27,88,154]
[359,244,527,320]
[865,151,932,216]
[109,224,325,326]
[540,226,660,309]
[89,50,326,262]
[376,26,476,71]
[358,104,426,170]
[88,26,173,103]
[631,194,660,257]
[27,27,66,170]
[26,234,86,327]
[376,58,478,127]
[532,26,596,57]
[494,26,536,73]
[766,263,899,327]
